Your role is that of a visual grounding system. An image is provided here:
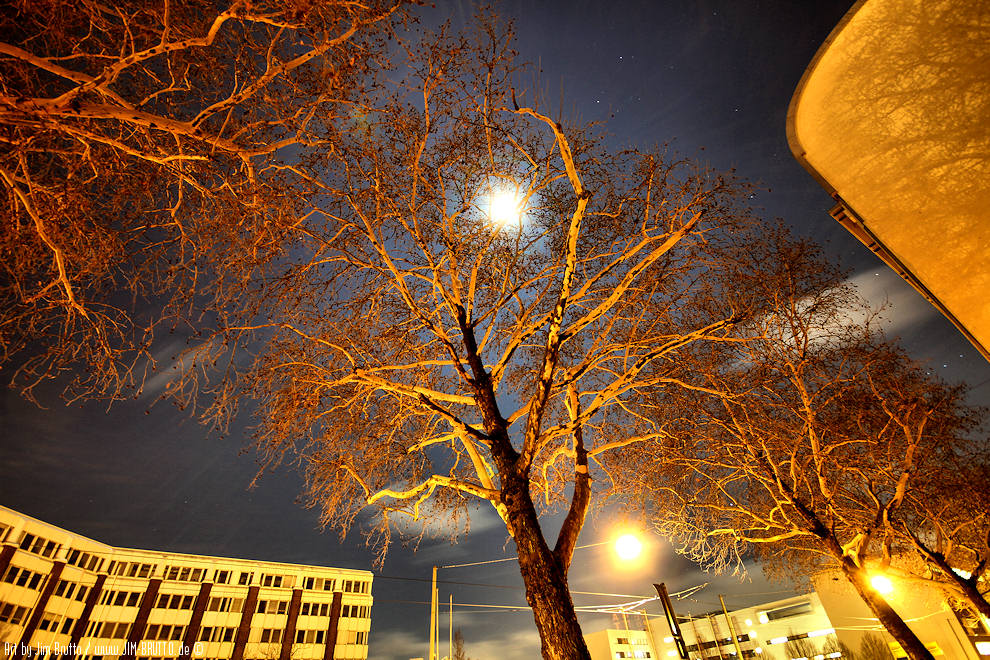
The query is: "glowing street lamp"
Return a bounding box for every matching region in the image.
[614,533,644,561]
[871,574,894,595]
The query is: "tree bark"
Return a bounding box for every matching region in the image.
[503,474,591,660]
[840,559,935,660]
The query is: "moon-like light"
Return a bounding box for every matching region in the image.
[614,533,643,561]
[489,189,522,225]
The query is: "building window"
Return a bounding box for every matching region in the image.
[3,565,44,590]
[341,631,367,645]
[156,593,195,610]
[101,590,142,607]
[19,532,60,558]
[66,550,103,572]
[144,624,185,641]
[164,566,206,583]
[300,602,330,617]
[214,570,231,585]
[342,579,367,593]
[207,596,244,613]
[108,562,154,578]
[340,604,369,618]
[91,622,131,639]
[238,572,254,586]
[0,604,30,625]
[763,601,812,621]
[199,626,236,643]
[256,600,288,615]
[259,629,283,643]
[295,630,326,644]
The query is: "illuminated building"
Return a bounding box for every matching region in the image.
[585,593,837,660]
[0,506,372,660]
[787,0,990,361]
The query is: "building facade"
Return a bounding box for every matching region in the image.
[587,584,990,660]
[0,506,372,660]
[586,593,840,660]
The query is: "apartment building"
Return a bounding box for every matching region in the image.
[0,506,372,660]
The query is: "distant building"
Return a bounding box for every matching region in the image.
[0,505,373,660]
[657,593,835,660]
[786,0,990,361]
[586,582,989,660]
[584,624,658,660]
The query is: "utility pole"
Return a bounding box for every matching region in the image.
[718,595,744,658]
[429,566,438,660]
[653,583,688,660]
[448,594,453,660]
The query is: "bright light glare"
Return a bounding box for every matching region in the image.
[614,533,643,561]
[489,189,522,225]
[871,575,894,595]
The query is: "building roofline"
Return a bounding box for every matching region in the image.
[784,0,868,190]
[1,504,373,576]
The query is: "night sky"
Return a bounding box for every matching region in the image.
[3,2,988,660]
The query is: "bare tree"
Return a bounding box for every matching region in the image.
[0,0,406,401]
[891,446,990,619]
[172,15,810,660]
[607,239,985,660]
[452,628,473,660]
[859,633,894,660]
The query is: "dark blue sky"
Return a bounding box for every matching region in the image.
[3,2,988,659]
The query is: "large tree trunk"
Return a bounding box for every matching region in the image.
[840,559,935,660]
[503,474,591,660]
[952,574,990,620]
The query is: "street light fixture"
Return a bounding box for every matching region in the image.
[614,533,643,561]
[870,574,894,595]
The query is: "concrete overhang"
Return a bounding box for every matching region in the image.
[787,0,990,360]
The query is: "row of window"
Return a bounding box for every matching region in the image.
[100,589,142,607]
[3,541,370,595]
[199,626,237,643]
[257,599,289,615]
[342,630,368,645]
[106,560,155,579]
[340,604,369,619]
[144,623,185,641]
[38,612,76,634]
[260,573,294,588]
[207,596,244,612]
[340,580,369,594]
[55,578,91,602]
[302,577,336,591]
[85,620,131,639]
[164,566,208,583]
[3,565,46,590]
[0,602,29,625]
[67,549,104,572]
[156,592,196,610]
[299,602,330,617]
[19,532,62,559]
[295,629,326,644]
